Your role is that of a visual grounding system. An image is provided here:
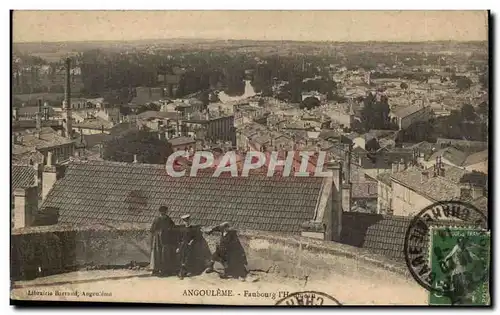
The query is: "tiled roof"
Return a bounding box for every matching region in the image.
[40,160,325,233]
[318,130,340,141]
[13,127,74,150]
[463,149,488,166]
[428,147,467,166]
[130,95,163,106]
[390,164,488,214]
[109,122,140,137]
[12,150,44,165]
[18,106,54,116]
[341,213,411,261]
[75,133,113,148]
[73,118,114,130]
[391,105,424,118]
[341,212,477,262]
[376,172,392,186]
[408,141,436,157]
[436,138,488,150]
[136,111,180,120]
[12,165,36,190]
[168,136,196,147]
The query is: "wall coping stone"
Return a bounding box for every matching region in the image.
[12,223,410,279]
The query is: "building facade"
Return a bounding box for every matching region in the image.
[389,105,434,130]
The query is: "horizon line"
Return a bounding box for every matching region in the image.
[13,37,489,45]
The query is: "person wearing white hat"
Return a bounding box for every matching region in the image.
[177,214,196,279]
[205,221,235,278]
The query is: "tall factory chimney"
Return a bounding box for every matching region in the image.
[35,99,42,138]
[62,58,73,139]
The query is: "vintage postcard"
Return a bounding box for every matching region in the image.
[10,10,490,306]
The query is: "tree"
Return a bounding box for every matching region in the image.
[477,102,488,117]
[102,129,173,164]
[365,138,381,152]
[198,91,210,111]
[400,82,408,90]
[461,104,477,122]
[119,105,131,116]
[300,97,321,110]
[456,77,472,91]
[479,72,488,90]
[395,121,436,143]
[361,93,390,131]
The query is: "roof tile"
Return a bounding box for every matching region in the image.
[41,160,325,232]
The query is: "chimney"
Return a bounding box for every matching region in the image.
[325,160,344,242]
[470,183,485,200]
[398,158,406,172]
[43,106,49,120]
[35,113,41,139]
[391,162,398,174]
[13,186,38,229]
[63,57,73,139]
[33,162,41,187]
[42,152,65,200]
[417,152,425,166]
[343,144,352,184]
[37,98,43,115]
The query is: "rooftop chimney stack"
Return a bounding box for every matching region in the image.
[391,162,398,174]
[325,160,344,242]
[13,186,38,229]
[343,144,352,184]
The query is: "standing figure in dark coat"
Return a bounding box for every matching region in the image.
[150,206,176,276]
[205,222,247,279]
[177,214,197,280]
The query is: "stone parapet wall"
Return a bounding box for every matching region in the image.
[11,223,408,282]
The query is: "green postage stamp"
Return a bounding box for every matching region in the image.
[428,227,491,306]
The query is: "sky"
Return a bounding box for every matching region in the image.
[13,11,488,43]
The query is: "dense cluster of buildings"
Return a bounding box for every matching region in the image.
[11,54,488,252]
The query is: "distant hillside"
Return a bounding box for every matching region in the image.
[13,39,489,60]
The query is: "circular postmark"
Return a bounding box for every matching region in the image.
[275,291,342,306]
[404,201,489,299]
